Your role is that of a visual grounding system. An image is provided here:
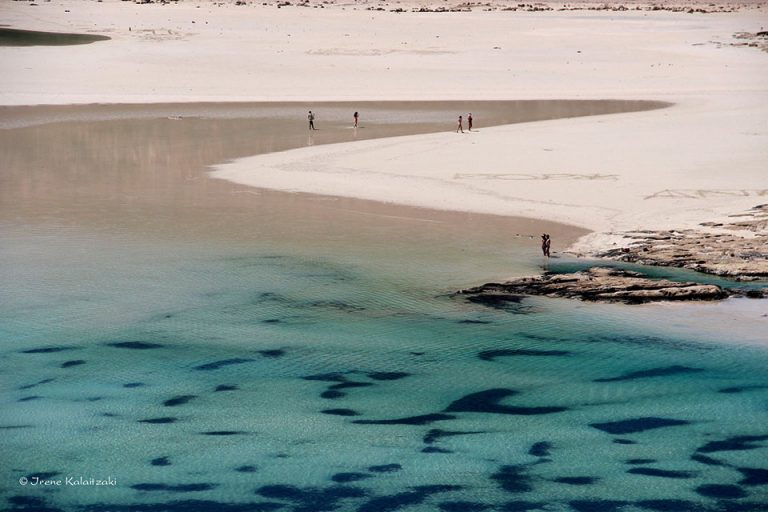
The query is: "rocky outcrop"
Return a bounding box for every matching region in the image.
[457,267,764,305]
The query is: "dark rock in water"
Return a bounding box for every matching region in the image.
[491,465,533,493]
[257,349,285,358]
[528,442,552,457]
[423,428,485,444]
[139,417,177,424]
[479,349,569,361]
[439,501,491,511]
[690,454,726,466]
[465,292,528,311]
[194,358,253,371]
[554,476,598,485]
[163,395,197,407]
[626,459,657,465]
[353,413,455,426]
[60,360,86,368]
[107,341,164,350]
[131,483,218,492]
[235,465,258,473]
[737,467,768,486]
[627,468,694,479]
[150,457,171,466]
[368,463,402,473]
[445,388,567,415]
[366,371,410,381]
[590,417,689,435]
[331,472,371,483]
[635,499,704,511]
[594,365,703,382]
[694,484,748,499]
[569,500,628,512]
[422,447,453,454]
[321,408,359,416]
[21,346,77,354]
[459,267,733,305]
[696,434,768,453]
[214,385,238,392]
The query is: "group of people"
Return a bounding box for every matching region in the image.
[307,110,474,132]
[541,234,552,257]
[456,113,473,133]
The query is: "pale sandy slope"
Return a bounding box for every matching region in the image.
[2,1,767,250]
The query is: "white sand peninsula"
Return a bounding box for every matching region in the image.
[2,0,767,254]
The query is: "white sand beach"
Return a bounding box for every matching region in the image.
[2,0,767,253]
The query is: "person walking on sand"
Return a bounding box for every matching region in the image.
[353,111,359,128]
[468,113,473,131]
[541,234,551,258]
[456,115,464,133]
[308,110,316,130]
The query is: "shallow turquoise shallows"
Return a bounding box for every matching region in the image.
[2,224,767,512]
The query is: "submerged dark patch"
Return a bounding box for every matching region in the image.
[256,484,365,511]
[445,388,567,415]
[60,360,86,368]
[124,382,144,388]
[139,417,177,424]
[18,395,41,402]
[478,349,569,361]
[235,465,258,473]
[6,495,65,512]
[590,417,689,435]
[554,476,598,485]
[131,483,218,493]
[499,501,546,511]
[26,471,61,480]
[569,500,628,512]
[368,464,402,473]
[107,341,164,350]
[613,439,637,445]
[215,385,238,392]
[366,371,410,381]
[303,373,347,382]
[163,395,197,407]
[150,457,171,467]
[737,467,768,486]
[439,501,490,511]
[194,358,253,371]
[696,435,768,454]
[528,442,552,457]
[21,346,77,354]
[257,349,285,358]
[331,472,370,483]
[593,365,703,383]
[627,468,694,479]
[321,408,359,416]
[626,459,657,465]
[422,447,453,453]
[635,499,704,511]
[423,428,485,444]
[694,484,748,499]
[491,465,533,494]
[690,454,726,466]
[353,413,455,426]
[18,378,55,390]
[357,491,426,512]
[201,431,246,436]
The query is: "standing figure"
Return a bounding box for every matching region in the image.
[541,234,551,257]
[468,112,473,131]
[456,115,464,133]
[308,110,316,130]
[353,111,359,128]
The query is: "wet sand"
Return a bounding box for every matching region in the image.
[0,100,661,265]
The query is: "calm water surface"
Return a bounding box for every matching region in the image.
[1,102,766,512]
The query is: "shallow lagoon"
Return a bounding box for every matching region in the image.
[1,103,766,511]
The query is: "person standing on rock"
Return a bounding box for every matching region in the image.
[541,234,551,257]
[308,110,316,130]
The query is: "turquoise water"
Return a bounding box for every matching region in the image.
[1,104,767,511]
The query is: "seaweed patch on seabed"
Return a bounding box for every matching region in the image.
[590,417,690,435]
[106,341,165,350]
[593,365,703,382]
[444,389,568,415]
[627,468,696,479]
[478,349,570,361]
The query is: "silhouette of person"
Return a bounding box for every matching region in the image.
[308,110,315,130]
[541,234,551,257]
[456,115,464,133]
[468,113,473,131]
[353,111,359,128]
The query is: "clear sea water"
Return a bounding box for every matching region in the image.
[1,103,767,512]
